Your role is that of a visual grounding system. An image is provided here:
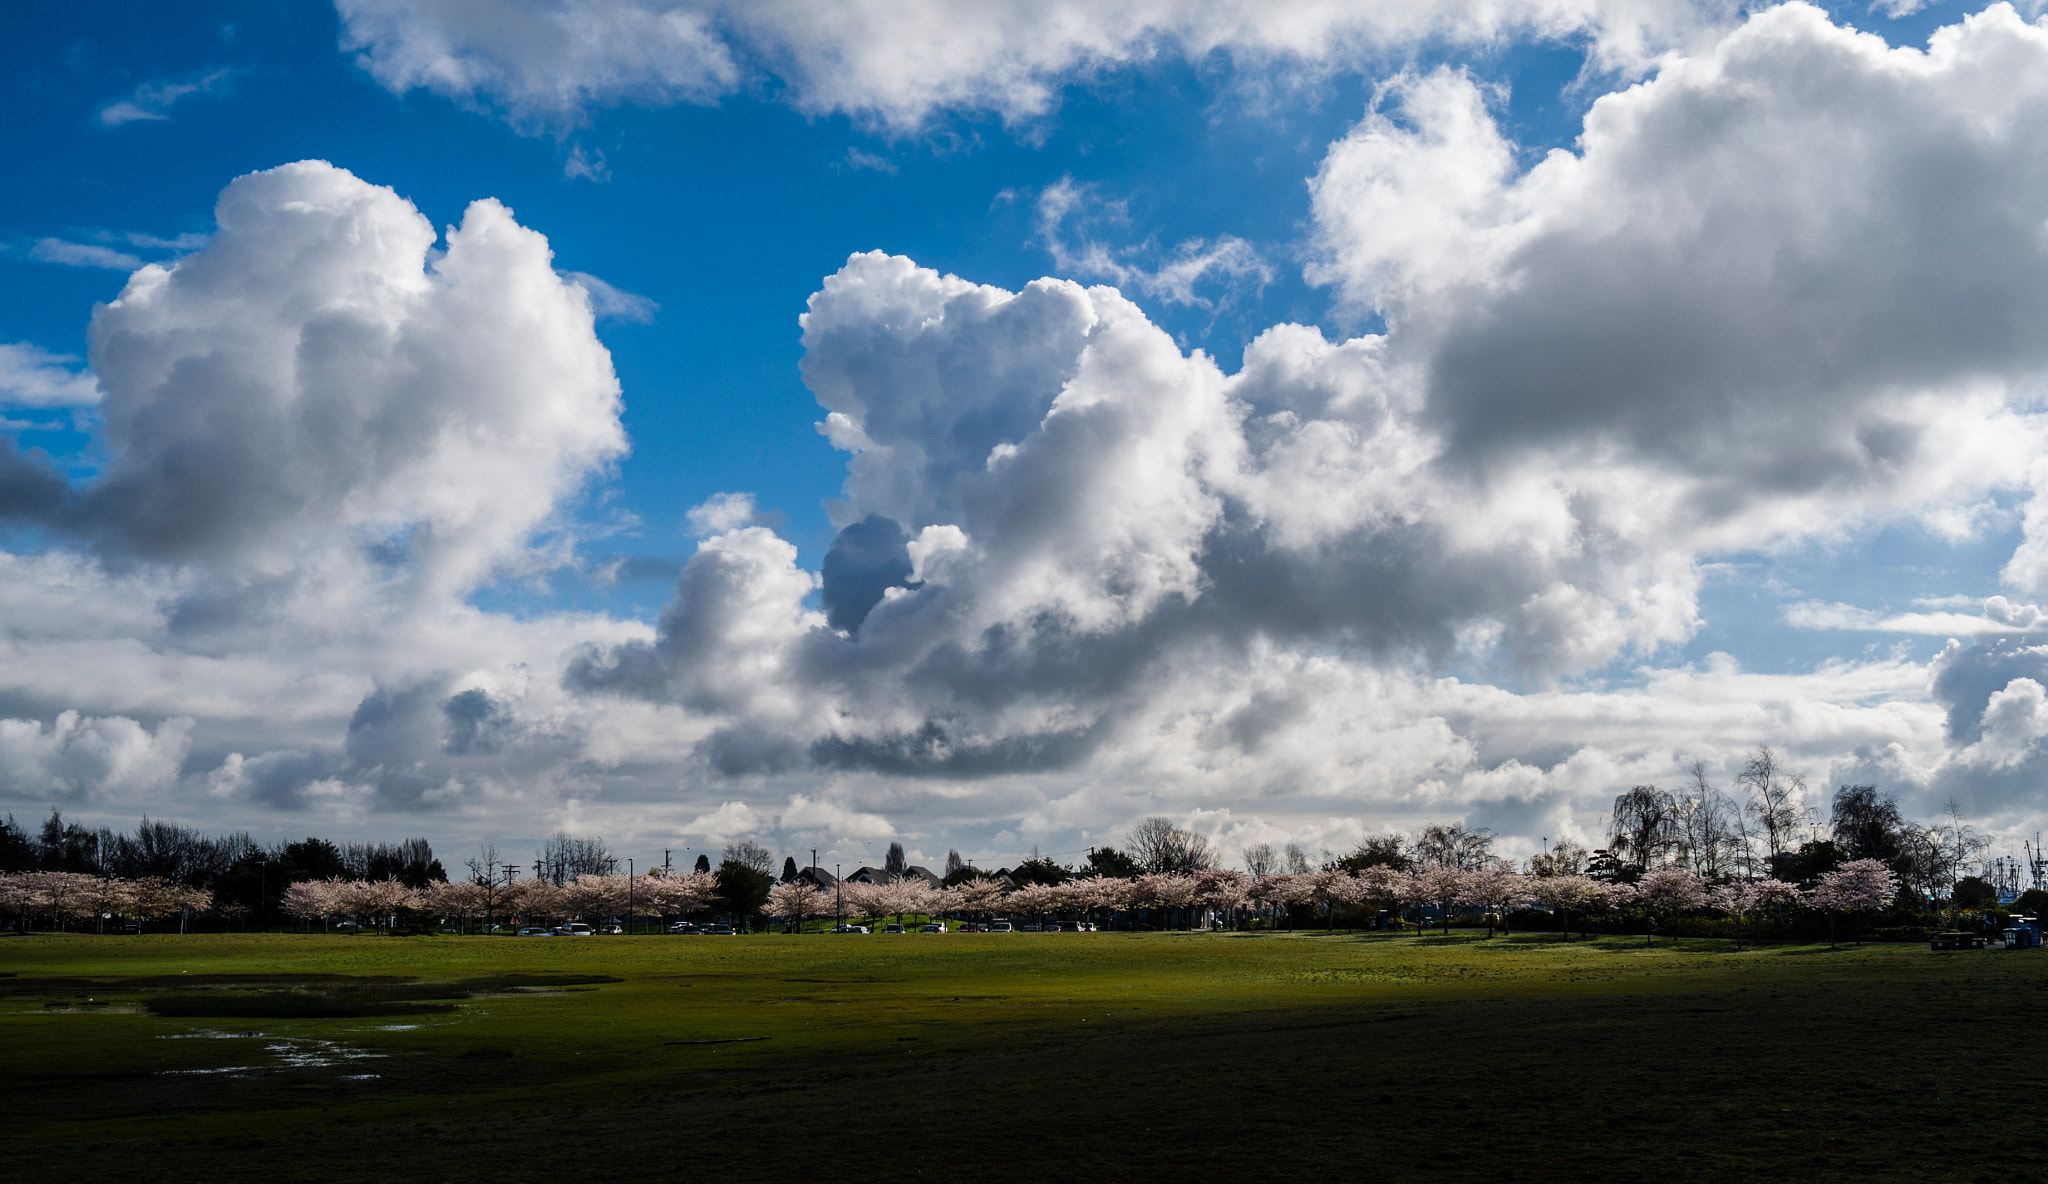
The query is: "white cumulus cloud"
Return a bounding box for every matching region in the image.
[334,0,1730,132]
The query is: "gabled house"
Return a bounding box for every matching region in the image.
[792,866,839,891]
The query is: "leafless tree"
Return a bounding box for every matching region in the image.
[1674,763,1740,880]
[1736,746,1804,870]
[1526,840,1588,878]
[724,840,775,876]
[539,833,614,884]
[1126,817,1214,874]
[1241,842,1278,877]
[1343,833,1413,872]
[1412,822,1495,871]
[466,844,517,932]
[1282,842,1312,875]
[1934,799,1989,924]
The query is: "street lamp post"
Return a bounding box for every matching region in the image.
[628,857,634,935]
[835,863,842,926]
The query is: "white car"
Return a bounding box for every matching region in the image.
[987,921,1015,933]
[829,924,869,934]
[554,922,594,936]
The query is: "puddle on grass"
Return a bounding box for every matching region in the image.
[266,1039,385,1070]
[154,1031,385,1075]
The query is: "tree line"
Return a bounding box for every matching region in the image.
[3,747,2034,938]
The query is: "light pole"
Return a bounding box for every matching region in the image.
[835,863,842,926]
[627,857,634,935]
[256,856,266,935]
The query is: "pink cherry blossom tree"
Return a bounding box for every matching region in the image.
[1806,859,1900,946]
[1710,878,1802,947]
[951,877,1009,925]
[1411,866,1469,936]
[281,879,327,930]
[1352,866,1407,932]
[1296,870,1362,932]
[641,870,716,925]
[1008,883,1059,927]
[1192,869,1248,929]
[1632,868,1708,945]
[1528,873,1603,941]
[1463,862,1525,938]
[765,880,830,932]
[421,880,487,933]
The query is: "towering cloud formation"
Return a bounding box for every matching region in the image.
[571,6,2048,846]
[0,161,634,812]
[85,161,627,595]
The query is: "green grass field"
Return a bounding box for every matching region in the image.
[3,930,2043,1183]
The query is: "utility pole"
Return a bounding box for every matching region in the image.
[835,863,842,925]
[664,849,671,874]
[628,858,634,936]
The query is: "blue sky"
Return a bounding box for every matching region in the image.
[3,1,2045,871]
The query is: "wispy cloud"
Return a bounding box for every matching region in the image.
[843,147,898,175]
[1784,596,2048,636]
[96,67,238,127]
[0,342,100,408]
[1035,177,1272,310]
[28,238,143,270]
[561,271,658,323]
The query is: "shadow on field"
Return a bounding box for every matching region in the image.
[3,942,2044,1184]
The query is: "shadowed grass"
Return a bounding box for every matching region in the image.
[1,930,2043,1182]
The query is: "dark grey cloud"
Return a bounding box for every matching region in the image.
[0,438,66,522]
[809,717,1107,777]
[1931,637,2048,745]
[819,513,911,633]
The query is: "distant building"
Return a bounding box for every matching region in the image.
[792,866,839,891]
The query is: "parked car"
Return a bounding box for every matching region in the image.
[957,922,985,932]
[829,924,868,934]
[880,923,906,934]
[599,923,624,934]
[919,922,946,933]
[668,921,699,934]
[987,922,1014,933]
[517,926,552,937]
[699,924,737,936]
[1017,923,1042,932]
[554,922,594,937]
